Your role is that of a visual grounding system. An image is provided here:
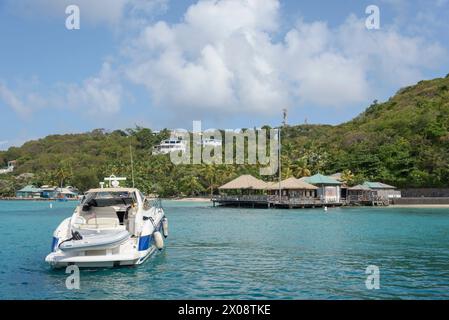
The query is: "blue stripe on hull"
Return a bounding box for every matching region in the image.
[51,237,59,252]
[138,220,163,251]
[138,235,152,251]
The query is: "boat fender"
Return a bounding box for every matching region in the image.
[154,231,164,250]
[162,218,169,238]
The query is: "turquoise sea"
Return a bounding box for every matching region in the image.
[0,200,448,300]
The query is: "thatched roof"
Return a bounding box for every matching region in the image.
[267,177,318,190]
[363,182,396,189]
[330,172,343,181]
[219,175,268,190]
[348,184,373,191]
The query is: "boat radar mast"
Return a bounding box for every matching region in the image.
[101,175,127,188]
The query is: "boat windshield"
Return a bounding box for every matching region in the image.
[82,191,136,208]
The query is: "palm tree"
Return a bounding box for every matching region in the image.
[341,169,355,186]
[201,164,221,198]
[56,167,69,188]
[291,157,311,178]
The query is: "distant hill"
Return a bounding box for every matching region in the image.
[282,74,449,187]
[1,75,449,196]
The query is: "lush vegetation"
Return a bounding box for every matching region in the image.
[1,75,449,196]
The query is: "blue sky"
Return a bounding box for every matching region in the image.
[0,0,448,149]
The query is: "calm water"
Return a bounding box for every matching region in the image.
[0,200,448,300]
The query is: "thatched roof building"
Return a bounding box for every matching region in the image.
[349,184,373,191]
[267,177,318,190]
[219,175,268,191]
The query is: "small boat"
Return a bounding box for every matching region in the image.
[45,175,168,268]
[58,230,130,252]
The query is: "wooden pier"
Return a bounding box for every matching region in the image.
[213,174,394,209]
[212,195,345,209]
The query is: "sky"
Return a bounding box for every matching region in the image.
[0,0,448,149]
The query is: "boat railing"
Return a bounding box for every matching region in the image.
[148,198,162,209]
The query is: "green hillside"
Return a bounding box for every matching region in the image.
[1,75,449,196]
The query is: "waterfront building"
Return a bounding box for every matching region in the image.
[329,172,349,200]
[266,177,319,208]
[347,184,378,205]
[15,185,42,198]
[267,177,317,198]
[213,174,398,208]
[301,174,342,204]
[56,186,79,199]
[214,175,268,207]
[363,182,401,201]
[218,174,267,194]
[40,186,59,199]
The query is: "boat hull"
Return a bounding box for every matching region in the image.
[45,243,157,268]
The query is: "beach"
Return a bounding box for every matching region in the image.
[391,204,449,208]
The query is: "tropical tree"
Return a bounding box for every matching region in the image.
[341,169,355,186]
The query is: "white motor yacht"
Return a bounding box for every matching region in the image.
[45,176,168,268]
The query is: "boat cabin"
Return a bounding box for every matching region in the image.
[76,188,145,235]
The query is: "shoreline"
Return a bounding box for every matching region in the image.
[390,204,449,208]
[2,198,449,208]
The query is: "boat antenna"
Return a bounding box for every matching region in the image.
[129,144,135,188]
[278,126,282,203]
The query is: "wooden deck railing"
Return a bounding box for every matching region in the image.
[212,195,268,202]
[347,195,392,203]
[213,195,343,205]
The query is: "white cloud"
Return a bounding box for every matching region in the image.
[64,62,123,114]
[123,0,445,117]
[0,63,123,117]
[0,82,34,117]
